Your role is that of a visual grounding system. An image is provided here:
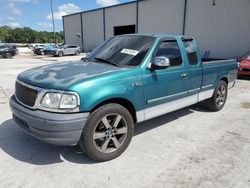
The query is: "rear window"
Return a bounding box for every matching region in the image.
[182,38,198,65]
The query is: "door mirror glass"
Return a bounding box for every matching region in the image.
[151,56,170,70]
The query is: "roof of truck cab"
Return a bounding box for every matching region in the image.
[123,33,194,39]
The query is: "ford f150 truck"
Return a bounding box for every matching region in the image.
[10,34,237,161]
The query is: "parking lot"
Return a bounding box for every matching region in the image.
[0,53,250,188]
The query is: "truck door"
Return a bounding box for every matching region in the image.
[143,38,191,120]
[182,38,202,100]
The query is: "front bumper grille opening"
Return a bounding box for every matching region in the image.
[15,82,38,107]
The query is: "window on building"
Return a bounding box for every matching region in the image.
[114,25,136,36]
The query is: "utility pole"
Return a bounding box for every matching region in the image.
[50,0,56,44]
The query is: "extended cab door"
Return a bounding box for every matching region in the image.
[182,38,202,100]
[143,38,191,120]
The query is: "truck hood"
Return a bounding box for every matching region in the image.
[17,61,122,90]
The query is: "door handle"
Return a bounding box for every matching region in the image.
[181,73,188,79]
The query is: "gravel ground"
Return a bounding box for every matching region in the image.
[0,53,250,188]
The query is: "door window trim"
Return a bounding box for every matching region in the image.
[149,38,184,70]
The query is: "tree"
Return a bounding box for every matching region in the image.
[0,26,64,43]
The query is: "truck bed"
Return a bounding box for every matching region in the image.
[201,58,238,91]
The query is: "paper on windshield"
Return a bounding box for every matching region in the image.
[121,49,139,56]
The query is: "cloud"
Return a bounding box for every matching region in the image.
[5,2,22,15]
[38,22,53,29]
[47,3,81,20]
[8,22,21,28]
[96,0,119,7]
[5,17,21,28]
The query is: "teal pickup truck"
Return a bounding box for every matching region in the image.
[10,34,237,161]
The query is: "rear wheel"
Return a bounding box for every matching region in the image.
[58,51,63,57]
[205,80,228,111]
[4,52,12,58]
[75,50,80,56]
[79,103,134,161]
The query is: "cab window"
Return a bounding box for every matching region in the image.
[155,40,182,67]
[182,38,198,65]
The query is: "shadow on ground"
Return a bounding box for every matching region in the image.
[0,104,208,165]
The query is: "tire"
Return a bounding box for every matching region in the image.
[4,52,12,59]
[75,50,80,56]
[205,80,228,111]
[79,103,134,162]
[58,51,63,57]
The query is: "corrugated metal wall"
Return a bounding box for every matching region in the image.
[104,3,137,38]
[63,14,82,48]
[138,0,184,34]
[63,0,250,58]
[82,10,104,52]
[185,0,250,58]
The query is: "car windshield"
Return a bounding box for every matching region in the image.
[239,51,250,60]
[86,35,155,67]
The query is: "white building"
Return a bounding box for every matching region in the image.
[63,0,250,58]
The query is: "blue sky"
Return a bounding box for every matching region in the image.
[0,0,133,31]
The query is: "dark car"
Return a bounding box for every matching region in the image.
[238,51,250,78]
[0,44,17,58]
[33,45,45,55]
[34,45,58,55]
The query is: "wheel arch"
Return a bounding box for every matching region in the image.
[220,77,228,85]
[58,51,64,55]
[90,98,137,123]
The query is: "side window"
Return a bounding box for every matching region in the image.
[155,40,182,67]
[183,39,198,65]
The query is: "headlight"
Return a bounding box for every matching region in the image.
[40,92,79,111]
[60,94,78,109]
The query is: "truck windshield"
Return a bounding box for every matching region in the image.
[86,35,155,67]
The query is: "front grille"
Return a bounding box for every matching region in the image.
[242,68,250,72]
[15,81,38,107]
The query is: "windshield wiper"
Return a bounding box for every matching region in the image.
[94,57,120,67]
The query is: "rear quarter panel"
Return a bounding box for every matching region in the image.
[202,59,238,89]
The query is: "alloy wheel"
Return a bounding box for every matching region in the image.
[216,85,226,107]
[93,114,128,153]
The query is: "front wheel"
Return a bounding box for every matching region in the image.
[75,50,80,56]
[58,51,63,57]
[79,103,134,161]
[4,52,12,58]
[205,80,228,111]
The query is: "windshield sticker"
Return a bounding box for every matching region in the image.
[121,49,139,56]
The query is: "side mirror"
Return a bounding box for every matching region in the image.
[150,56,170,70]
